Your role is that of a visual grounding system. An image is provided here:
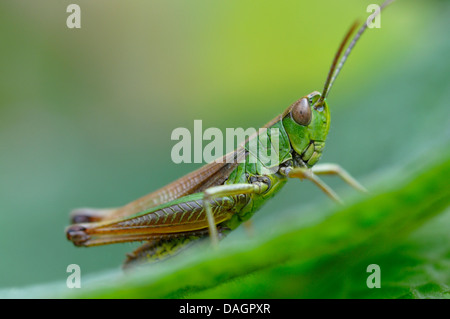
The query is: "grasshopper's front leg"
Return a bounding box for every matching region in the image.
[283,163,366,204]
[203,182,269,246]
[312,163,367,193]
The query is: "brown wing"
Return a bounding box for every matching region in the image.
[70,112,284,224]
[70,147,246,223]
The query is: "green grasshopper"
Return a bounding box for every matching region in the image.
[66,1,393,268]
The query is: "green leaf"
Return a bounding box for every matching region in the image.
[78,150,450,299]
[4,148,447,299]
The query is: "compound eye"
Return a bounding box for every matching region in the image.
[291,98,312,126]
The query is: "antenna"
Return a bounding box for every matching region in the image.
[317,0,395,106]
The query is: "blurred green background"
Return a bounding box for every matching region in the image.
[0,0,448,293]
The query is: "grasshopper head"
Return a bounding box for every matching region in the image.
[279,16,371,168]
[282,91,330,168]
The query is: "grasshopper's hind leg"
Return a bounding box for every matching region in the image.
[123,228,229,269]
[203,182,269,246]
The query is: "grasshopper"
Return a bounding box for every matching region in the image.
[66,1,393,268]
